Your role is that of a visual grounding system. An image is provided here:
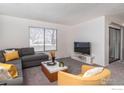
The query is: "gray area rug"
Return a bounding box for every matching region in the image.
[107,61,124,85]
[23,58,124,85]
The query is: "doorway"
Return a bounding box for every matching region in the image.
[109,27,121,63]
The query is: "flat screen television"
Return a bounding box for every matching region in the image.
[74,42,91,55]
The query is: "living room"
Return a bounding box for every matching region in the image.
[0,3,124,88]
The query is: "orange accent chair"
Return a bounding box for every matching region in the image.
[58,65,111,85]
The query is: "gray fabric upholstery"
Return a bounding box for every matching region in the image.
[20,47,34,56]
[0,77,23,85]
[0,51,5,63]
[22,53,48,62]
[22,60,48,68]
[22,53,48,68]
[22,54,41,62]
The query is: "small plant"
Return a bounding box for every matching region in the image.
[59,61,64,67]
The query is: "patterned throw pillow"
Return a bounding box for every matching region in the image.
[0,66,12,80]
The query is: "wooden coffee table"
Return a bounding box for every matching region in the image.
[41,61,68,82]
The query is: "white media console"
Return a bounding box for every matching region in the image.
[71,53,94,64]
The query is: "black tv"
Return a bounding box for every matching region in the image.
[74,42,91,55]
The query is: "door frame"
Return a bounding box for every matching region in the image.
[109,27,121,63]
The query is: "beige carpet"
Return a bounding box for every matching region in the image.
[23,58,124,85]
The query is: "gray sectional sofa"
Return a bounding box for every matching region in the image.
[0,47,49,85]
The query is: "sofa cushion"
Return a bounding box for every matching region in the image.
[38,53,49,59]
[21,53,48,62]
[20,47,34,56]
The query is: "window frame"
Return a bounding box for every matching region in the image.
[29,26,57,52]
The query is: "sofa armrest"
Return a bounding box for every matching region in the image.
[81,65,95,73]
[58,71,83,85]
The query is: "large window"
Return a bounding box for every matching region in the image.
[30,27,57,52]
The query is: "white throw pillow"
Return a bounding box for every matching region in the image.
[82,67,104,78]
[0,67,12,81]
[4,49,15,53]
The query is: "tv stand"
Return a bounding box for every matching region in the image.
[71,53,94,64]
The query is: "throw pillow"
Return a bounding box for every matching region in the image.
[3,51,19,62]
[82,67,104,78]
[0,63,18,78]
[0,66,12,80]
[4,49,15,53]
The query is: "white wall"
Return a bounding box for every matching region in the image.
[66,16,124,66]
[1,14,123,66]
[67,16,106,66]
[0,15,70,58]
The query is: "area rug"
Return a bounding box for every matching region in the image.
[23,58,124,85]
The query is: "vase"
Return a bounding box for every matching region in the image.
[52,57,55,63]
